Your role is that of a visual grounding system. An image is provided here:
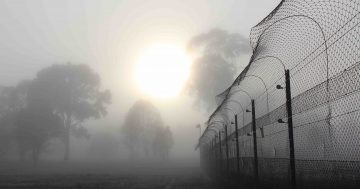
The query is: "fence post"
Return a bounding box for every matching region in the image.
[199,145,203,171]
[235,114,240,173]
[219,131,223,173]
[211,140,214,168]
[214,135,218,174]
[225,124,230,175]
[251,100,259,184]
[285,69,296,188]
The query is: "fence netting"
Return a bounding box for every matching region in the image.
[199,0,360,188]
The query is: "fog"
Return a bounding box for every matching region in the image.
[0,0,280,188]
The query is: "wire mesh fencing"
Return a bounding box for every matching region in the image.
[198,1,360,188]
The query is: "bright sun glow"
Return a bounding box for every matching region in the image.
[135,44,191,99]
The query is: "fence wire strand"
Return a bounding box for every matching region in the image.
[199,1,360,188]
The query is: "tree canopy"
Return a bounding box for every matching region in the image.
[15,104,62,165]
[32,63,111,160]
[0,81,32,159]
[152,126,174,159]
[0,80,63,164]
[122,100,174,159]
[0,63,111,163]
[186,29,251,112]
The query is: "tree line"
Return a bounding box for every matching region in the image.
[0,63,174,164]
[0,28,245,164]
[0,63,110,165]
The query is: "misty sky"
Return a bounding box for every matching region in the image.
[0,0,280,159]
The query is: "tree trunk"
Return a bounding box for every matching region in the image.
[64,115,71,161]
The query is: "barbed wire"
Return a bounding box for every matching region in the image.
[200,0,360,187]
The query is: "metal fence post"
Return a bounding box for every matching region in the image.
[219,131,223,173]
[211,139,214,166]
[251,100,259,184]
[225,124,229,175]
[235,114,240,173]
[285,69,296,188]
[199,145,203,170]
[214,135,218,174]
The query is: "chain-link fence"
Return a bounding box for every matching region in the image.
[198,1,360,188]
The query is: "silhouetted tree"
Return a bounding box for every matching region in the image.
[15,105,62,165]
[32,63,111,161]
[0,81,31,115]
[187,29,251,111]
[122,100,163,158]
[0,81,32,159]
[152,126,174,159]
[0,112,15,158]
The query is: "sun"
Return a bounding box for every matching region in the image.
[135,44,191,99]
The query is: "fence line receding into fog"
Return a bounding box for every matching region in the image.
[198,1,360,188]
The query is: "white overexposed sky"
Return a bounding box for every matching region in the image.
[0,0,281,159]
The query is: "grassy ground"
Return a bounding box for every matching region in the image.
[0,160,216,189]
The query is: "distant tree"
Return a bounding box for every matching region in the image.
[32,63,111,161]
[0,112,15,158]
[152,126,174,159]
[0,81,31,116]
[0,81,32,159]
[187,28,251,111]
[15,105,62,165]
[122,100,163,157]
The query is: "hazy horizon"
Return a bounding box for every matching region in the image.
[0,0,280,162]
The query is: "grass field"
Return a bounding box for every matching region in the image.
[0,160,214,189]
